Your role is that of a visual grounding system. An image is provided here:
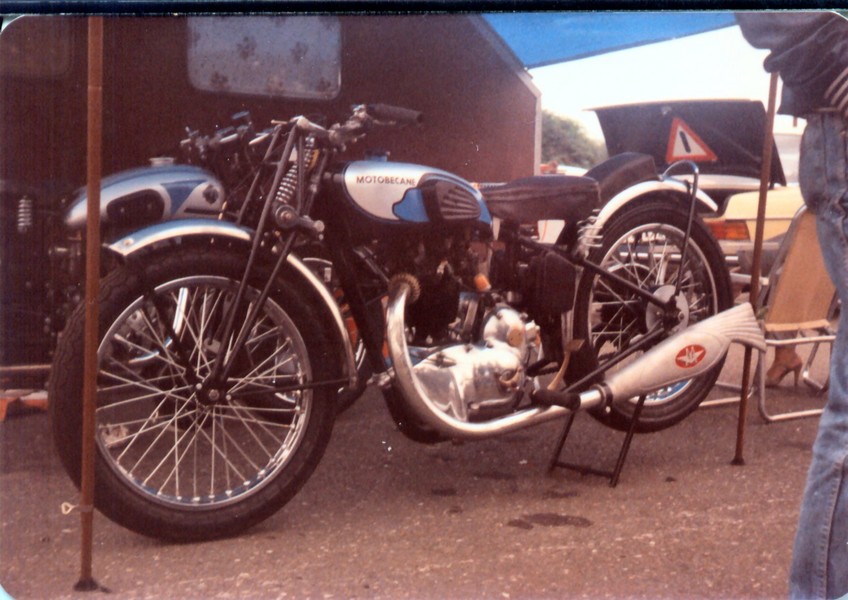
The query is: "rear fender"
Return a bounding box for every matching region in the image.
[546,179,720,245]
[595,178,719,232]
[107,219,357,388]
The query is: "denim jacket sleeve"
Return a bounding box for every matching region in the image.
[735,12,848,118]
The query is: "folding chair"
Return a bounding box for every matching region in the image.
[706,205,836,422]
[753,205,836,421]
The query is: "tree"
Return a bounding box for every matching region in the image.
[541,110,607,169]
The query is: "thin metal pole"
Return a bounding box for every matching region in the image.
[76,16,103,592]
[0,364,51,376]
[733,71,779,466]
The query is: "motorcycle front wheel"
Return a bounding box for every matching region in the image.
[573,199,732,433]
[49,247,336,541]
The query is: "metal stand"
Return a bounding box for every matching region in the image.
[547,395,647,488]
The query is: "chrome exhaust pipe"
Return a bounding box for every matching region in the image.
[386,280,764,441]
[385,281,597,440]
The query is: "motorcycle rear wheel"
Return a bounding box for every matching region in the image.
[49,247,336,541]
[573,200,732,433]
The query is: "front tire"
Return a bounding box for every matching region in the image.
[573,200,732,433]
[49,247,336,541]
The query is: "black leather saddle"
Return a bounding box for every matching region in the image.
[482,175,599,224]
[482,152,658,225]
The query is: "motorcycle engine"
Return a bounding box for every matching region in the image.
[379,231,541,421]
[410,304,540,421]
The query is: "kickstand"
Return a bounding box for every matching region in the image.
[547,395,647,488]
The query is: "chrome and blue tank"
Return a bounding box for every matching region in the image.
[340,161,491,227]
[64,163,225,231]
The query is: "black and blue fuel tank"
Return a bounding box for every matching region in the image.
[64,163,225,231]
[338,161,492,228]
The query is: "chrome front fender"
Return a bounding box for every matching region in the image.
[107,218,252,257]
[108,218,358,388]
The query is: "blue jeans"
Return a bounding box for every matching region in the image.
[790,112,848,599]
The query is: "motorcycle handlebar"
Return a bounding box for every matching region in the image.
[180,112,257,161]
[322,103,423,148]
[184,103,423,158]
[364,103,423,126]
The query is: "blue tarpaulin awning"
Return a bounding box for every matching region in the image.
[483,12,738,68]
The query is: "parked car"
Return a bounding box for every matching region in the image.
[705,185,803,272]
[591,100,802,271]
[703,131,802,273]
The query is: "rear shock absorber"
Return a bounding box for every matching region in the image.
[16,196,34,234]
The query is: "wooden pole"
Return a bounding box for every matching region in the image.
[732,71,779,466]
[76,16,103,592]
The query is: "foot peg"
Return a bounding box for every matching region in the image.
[532,389,581,410]
[534,339,585,410]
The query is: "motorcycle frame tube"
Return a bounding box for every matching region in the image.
[385,280,606,440]
[107,218,358,389]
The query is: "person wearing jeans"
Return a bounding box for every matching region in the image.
[736,11,848,599]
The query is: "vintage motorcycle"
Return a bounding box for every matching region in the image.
[48,104,762,542]
[3,112,371,409]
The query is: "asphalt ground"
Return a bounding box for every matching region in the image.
[0,343,829,599]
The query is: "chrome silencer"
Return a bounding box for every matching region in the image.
[600,302,765,404]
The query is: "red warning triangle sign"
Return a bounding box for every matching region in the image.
[665,117,718,163]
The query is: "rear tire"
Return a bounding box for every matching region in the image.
[49,247,336,541]
[573,200,732,433]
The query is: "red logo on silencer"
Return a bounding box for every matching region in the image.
[675,345,706,369]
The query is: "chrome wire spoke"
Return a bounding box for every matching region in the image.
[170,286,207,369]
[648,236,674,285]
[229,395,299,426]
[140,407,212,493]
[621,237,649,285]
[154,409,213,498]
[97,365,190,404]
[593,277,641,313]
[115,395,196,467]
[119,305,194,389]
[96,382,194,413]
[619,242,665,288]
[101,407,200,451]
[195,409,252,488]
[98,411,182,433]
[226,371,301,396]
[197,287,231,371]
[593,319,640,354]
[215,409,296,428]
[110,331,186,376]
[96,273,313,509]
[219,401,284,460]
[221,298,256,365]
[175,286,228,375]
[243,317,282,351]
[97,369,188,396]
[225,338,295,396]
[137,306,184,366]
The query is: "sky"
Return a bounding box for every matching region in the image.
[527,25,804,141]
